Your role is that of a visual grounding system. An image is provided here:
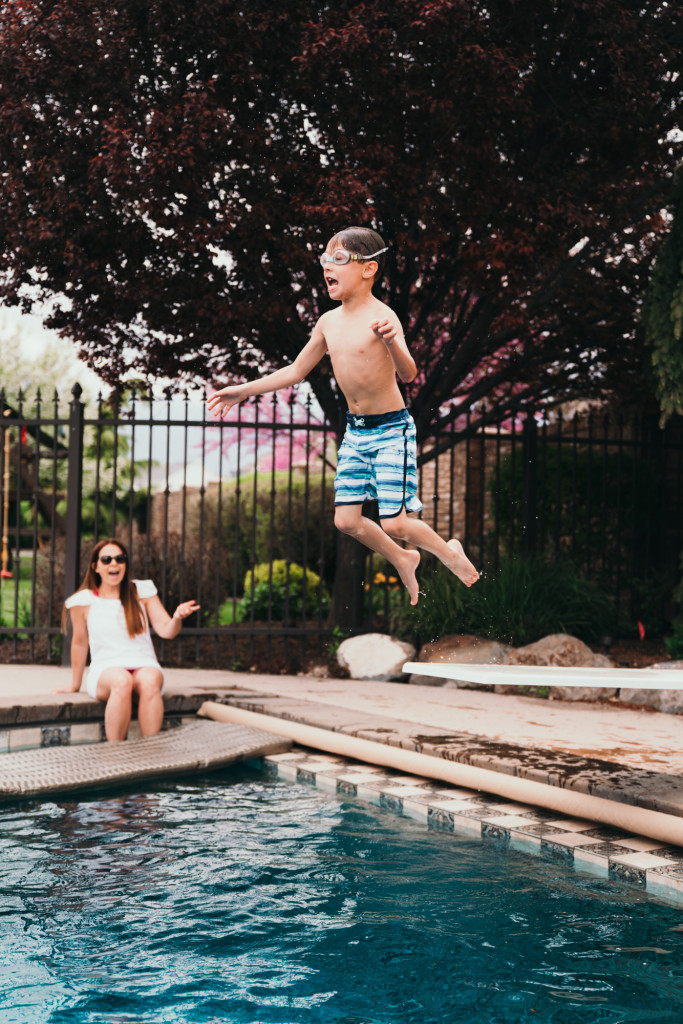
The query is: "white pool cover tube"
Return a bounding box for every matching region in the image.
[199,702,683,847]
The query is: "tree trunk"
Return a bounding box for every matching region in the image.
[330,531,367,631]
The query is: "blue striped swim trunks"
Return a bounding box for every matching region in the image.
[334,408,424,519]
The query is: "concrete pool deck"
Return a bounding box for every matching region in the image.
[2,663,682,805]
[2,662,683,902]
[0,663,681,759]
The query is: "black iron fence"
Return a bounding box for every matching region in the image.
[1,385,682,669]
[427,409,683,630]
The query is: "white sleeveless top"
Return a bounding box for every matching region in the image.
[65,580,163,696]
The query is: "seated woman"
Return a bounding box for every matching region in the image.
[56,538,200,742]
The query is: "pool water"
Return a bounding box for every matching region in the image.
[2,765,683,1024]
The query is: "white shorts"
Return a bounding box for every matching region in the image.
[85,662,165,699]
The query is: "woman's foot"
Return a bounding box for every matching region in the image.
[446,539,479,587]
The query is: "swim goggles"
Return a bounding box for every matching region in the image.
[319,246,389,267]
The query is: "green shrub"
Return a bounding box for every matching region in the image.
[364,566,405,620]
[204,472,336,592]
[665,550,683,658]
[490,445,660,576]
[618,572,672,638]
[392,554,615,648]
[238,560,329,622]
[665,622,683,659]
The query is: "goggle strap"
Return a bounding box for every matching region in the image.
[358,247,389,261]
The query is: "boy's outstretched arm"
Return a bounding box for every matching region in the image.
[207,325,328,417]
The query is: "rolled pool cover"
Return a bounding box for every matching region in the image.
[199,700,683,847]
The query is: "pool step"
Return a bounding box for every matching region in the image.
[0,720,291,799]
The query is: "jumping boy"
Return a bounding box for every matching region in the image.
[207,226,479,604]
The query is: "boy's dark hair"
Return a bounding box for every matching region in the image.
[331,226,388,281]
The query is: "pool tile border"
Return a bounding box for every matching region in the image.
[263,748,683,906]
[0,717,190,752]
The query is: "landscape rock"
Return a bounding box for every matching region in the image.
[336,633,416,681]
[542,685,618,702]
[618,688,683,714]
[504,633,614,669]
[619,660,683,713]
[409,634,510,687]
[498,633,616,699]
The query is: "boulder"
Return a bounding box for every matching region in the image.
[541,684,618,702]
[409,634,510,688]
[499,633,616,700]
[619,660,683,713]
[504,633,613,669]
[336,633,416,681]
[618,688,683,714]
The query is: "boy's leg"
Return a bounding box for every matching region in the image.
[370,415,478,587]
[334,504,421,605]
[381,510,479,587]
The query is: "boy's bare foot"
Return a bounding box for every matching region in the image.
[396,548,421,605]
[446,539,479,587]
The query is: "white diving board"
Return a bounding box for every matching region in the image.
[402,662,683,691]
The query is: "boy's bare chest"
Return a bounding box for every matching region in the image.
[326,331,387,374]
[324,315,377,352]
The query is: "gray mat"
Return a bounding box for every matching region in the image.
[0,720,291,798]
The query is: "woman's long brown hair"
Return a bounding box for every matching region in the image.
[62,538,146,638]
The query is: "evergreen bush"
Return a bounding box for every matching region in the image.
[490,445,660,577]
[665,622,683,659]
[234,560,329,622]
[392,554,615,648]
[204,472,336,592]
[665,549,683,658]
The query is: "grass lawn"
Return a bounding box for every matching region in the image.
[0,556,36,626]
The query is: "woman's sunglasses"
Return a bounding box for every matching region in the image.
[99,554,126,565]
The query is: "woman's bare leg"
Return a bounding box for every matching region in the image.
[133,667,165,737]
[96,669,134,742]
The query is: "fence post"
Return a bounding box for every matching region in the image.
[521,413,538,556]
[61,383,84,667]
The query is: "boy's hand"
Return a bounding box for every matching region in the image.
[370,318,397,346]
[207,384,246,418]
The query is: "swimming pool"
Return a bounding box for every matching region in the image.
[2,765,683,1024]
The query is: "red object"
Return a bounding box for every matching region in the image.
[21,426,27,444]
[637,621,646,640]
[0,569,12,579]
